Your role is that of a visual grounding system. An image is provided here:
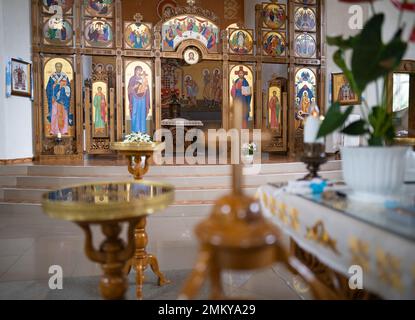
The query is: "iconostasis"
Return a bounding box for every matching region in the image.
[31,0,325,161]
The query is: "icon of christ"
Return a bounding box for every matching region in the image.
[231,66,252,128]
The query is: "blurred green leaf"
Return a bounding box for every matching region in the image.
[333,49,361,97]
[341,120,369,136]
[327,35,355,49]
[317,103,354,138]
[368,106,396,146]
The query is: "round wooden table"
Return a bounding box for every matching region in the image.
[42,181,174,300]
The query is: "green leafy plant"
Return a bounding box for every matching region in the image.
[317,13,407,146]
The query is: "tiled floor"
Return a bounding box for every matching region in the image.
[0,209,304,300]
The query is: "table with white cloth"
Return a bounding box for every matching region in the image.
[258,182,415,300]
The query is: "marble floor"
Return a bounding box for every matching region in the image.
[0,210,308,300]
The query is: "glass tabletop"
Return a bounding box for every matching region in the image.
[301,184,415,242]
[42,181,175,222]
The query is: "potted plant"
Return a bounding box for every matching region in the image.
[317,0,414,202]
[123,132,153,144]
[242,143,257,164]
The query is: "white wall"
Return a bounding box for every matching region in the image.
[0,0,33,160]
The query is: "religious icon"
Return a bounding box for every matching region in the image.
[211,68,222,106]
[43,17,73,45]
[294,33,316,58]
[230,65,253,129]
[263,32,286,57]
[92,81,108,137]
[295,68,317,129]
[268,87,282,131]
[125,61,152,134]
[202,69,212,101]
[85,0,113,17]
[332,73,361,106]
[10,59,31,98]
[157,0,177,19]
[42,0,74,14]
[84,20,113,48]
[229,29,254,55]
[124,22,152,50]
[262,3,286,29]
[294,7,317,32]
[184,75,198,105]
[44,58,74,137]
[183,47,200,65]
[162,15,220,52]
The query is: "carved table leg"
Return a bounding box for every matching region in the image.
[132,216,171,300]
[127,154,151,180]
[134,217,147,300]
[78,220,137,300]
[148,253,170,286]
[99,223,128,300]
[124,152,170,299]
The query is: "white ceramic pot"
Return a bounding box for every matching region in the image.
[242,154,254,165]
[341,146,410,202]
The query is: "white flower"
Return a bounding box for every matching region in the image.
[123,132,153,143]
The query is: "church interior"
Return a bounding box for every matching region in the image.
[0,0,414,301]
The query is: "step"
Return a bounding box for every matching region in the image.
[22,160,342,178]
[0,176,17,187]
[0,165,28,176]
[3,169,342,203]
[13,169,342,189]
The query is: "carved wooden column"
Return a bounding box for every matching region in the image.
[318,0,327,114]
[116,55,123,141]
[74,0,81,48]
[154,26,162,131]
[75,54,84,155]
[32,1,41,159]
[115,0,123,141]
[255,4,263,130]
[255,62,263,129]
[288,0,296,157]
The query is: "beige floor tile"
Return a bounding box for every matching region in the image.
[240,267,301,300]
[0,256,20,276]
[222,270,253,288]
[71,256,101,278]
[0,238,34,256]
[147,241,199,271]
[272,264,313,300]
[147,217,202,242]
[0,236,85,282]
[0,250,82,282]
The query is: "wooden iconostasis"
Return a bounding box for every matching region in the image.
[31,0,326,161]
